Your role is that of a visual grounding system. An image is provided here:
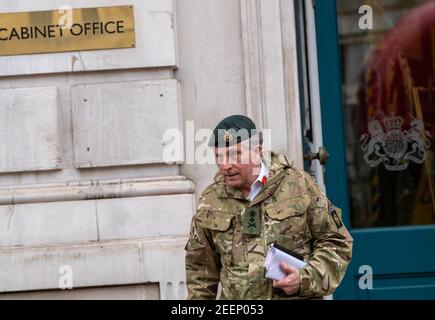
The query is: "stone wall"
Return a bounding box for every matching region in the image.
[0,0,303,299]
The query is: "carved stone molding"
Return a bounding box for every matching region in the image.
[0,176,195,205]
[240,0,303,168]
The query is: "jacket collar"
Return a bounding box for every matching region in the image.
[213,152,293,203]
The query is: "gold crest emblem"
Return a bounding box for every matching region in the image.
[224,130,234,143]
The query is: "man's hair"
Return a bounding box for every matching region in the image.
[241,130,263,150]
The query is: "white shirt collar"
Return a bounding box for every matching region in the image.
[247,160,269,202]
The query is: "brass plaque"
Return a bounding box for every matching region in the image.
[0,5,135,56]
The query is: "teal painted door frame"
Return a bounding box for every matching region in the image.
[314,0,435,300]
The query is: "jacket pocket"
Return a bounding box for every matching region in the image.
[264,194,311,253]
[196,208,235,231]
[196,208,236,265]
[264,194,310,220]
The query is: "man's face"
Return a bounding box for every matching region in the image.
[215,143,261,189]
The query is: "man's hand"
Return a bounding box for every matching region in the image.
[272,263,300,296]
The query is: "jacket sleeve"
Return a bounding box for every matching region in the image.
[298,172,353,298]
[185,213,222,300]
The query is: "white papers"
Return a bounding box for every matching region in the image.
[264,245,306,281]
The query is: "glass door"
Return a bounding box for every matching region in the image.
[315,0,435,299]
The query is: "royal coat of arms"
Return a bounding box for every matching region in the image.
[360,116,431,171]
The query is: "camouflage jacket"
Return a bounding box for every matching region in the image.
[185,152,353,300]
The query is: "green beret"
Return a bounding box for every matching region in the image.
[208,115,258,147]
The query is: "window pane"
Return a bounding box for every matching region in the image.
[337,0,435,228]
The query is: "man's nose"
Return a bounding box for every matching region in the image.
[222,163,233,171]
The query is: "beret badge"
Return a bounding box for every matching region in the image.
[223,130,234,143]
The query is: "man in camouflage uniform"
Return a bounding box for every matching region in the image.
[185,115,353,299]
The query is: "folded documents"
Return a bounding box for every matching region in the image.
[264,243,306,281]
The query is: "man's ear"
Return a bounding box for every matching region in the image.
[256,145,263,156]
[255,145,263,163]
